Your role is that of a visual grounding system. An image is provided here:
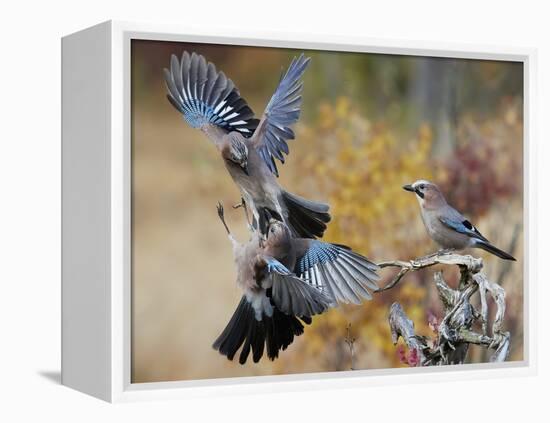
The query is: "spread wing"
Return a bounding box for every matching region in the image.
[295,242,380,305]
[252,54,311,176]
[263,257,331,317]
[164,51,259,140]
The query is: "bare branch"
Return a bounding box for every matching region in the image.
[434,271,457,308]
[388,303,426,364]
[490,332,511,362]
[377,252,483,292]
[474,273,506,335]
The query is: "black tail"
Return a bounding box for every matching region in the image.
[281,190,331,239]
[213,296,311,364]
[474,241,516,261]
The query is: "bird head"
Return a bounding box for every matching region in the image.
[264,217,292,251]
[223,133,249,175]
[403,179,446,209]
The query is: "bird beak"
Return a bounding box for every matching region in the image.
[261,209,272,238]
[403,184,415,193]
[264,209,280,226]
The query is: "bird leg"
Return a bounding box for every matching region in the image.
[217,202,240,251]
[232,198,245,209]
[233,197,253,231]
[216,202,231,235]
[233,197,244,210]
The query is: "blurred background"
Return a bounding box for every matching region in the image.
[131,40,524,383]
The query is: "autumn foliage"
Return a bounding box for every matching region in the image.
[275,96,523,372]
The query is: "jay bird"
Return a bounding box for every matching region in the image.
[164,51,331,239]
[403,179,516,261]
[213,203,379,364]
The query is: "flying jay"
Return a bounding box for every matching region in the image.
[213,203,380,364]
[164,51,331,239]
[403,179,516,261]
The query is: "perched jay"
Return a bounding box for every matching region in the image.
[164,52,331,239]
[213,203,379,364]
[403,180,516,261]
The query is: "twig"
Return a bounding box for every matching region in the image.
[376,252,482,292]
[344,323,356,370]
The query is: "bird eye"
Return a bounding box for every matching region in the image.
[419,184,425,190]
[270,227,275,233]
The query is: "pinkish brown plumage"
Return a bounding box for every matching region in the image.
[403,179,516,260]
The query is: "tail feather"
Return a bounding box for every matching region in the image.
[213,296,310,364]
[281,190,331,239]
[212,296,249,361]
[474,241,516,261]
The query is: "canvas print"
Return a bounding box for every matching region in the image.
[131,40,524,383]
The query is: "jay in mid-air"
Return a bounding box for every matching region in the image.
[403,179,516,261]
[213,203,379,364]
[164,51,330,239]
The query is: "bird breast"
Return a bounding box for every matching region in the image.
[234,235,263,292]
[230,148,276,192]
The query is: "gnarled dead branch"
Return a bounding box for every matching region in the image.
[383,252,510,366]
[377,252,482,292]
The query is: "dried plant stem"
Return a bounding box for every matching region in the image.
[344,323,356,370]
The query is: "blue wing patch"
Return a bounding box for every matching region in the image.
[294,241,379,304]
[164,52,259,136]
[265,257,293,275]
[439,217,488,242]
[296,241,340,275]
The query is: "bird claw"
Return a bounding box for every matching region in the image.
[216,202,232,235]
[216,201,224,219]
[232,198,245,209]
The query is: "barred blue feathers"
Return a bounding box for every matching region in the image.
[164,52,259,136]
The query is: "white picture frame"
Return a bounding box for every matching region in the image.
[61,20,537,403]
